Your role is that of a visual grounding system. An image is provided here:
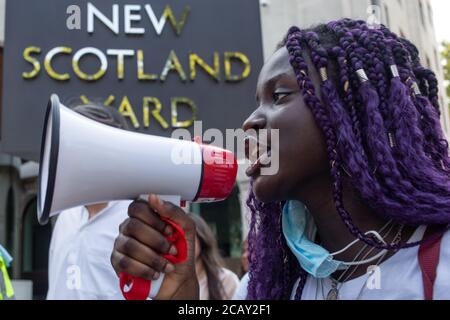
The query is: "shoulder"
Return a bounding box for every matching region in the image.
[220,268,240,286]
[104,201,132,220]
[48,208,84,271]
[110,200,132,211]
[433,228,450,272]
[51,207,84,235]
[218,268,240,299]
[232,273,249,300]
[91,201,131,228]
[435,229,450,298]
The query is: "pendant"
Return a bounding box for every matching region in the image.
[326,287,339,300]
[326,281,339,300]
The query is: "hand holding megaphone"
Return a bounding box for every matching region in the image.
[113,195,199,300]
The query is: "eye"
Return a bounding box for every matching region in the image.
[272,91,292,104]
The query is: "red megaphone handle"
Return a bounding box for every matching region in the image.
[120,217,188,300]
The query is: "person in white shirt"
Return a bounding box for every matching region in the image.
[47,201,131,300]
[47,103,131,300]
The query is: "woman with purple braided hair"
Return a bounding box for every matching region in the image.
[240,18,450,300]
[111,18,450,300]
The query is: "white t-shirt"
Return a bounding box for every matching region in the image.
[198,266,240,300]
[234,226,450,300]
[233,273,249,300]
[47,201,131,300]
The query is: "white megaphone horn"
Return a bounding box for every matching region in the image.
[38,94,238,224]
[38,94,238,299]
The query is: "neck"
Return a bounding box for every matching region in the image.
[85,203,108,219]
[295,173,415,278]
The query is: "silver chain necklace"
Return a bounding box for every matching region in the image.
[315,222,404,300]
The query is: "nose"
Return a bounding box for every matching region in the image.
[242,108,267,132]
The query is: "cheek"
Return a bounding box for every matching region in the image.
[253,102,329,202]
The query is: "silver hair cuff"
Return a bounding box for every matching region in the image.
[390,65,400,78]
[388,132,397,148]
[412,82,422,95]
[319,67,328,82]
[356,69,369,83]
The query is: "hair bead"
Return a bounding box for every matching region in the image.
[319,67,328,82]
[411,82,422,95]
[343,80,350,92]
[356,69,369,83]
[390,65,400,78]
[388,132,397,148]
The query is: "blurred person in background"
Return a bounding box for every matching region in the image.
[47,103,131,300]
[232,238,250,300]
[190,214,240,300]
[0,244,14,300]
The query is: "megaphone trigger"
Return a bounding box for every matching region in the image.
[161,217,188,264]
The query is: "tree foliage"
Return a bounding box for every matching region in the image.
[442,41,450,104]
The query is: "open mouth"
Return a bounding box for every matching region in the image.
[244,135,272,177]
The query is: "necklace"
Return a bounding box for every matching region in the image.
[317,222,404,300]
[324,221,394,300]
[354,224,404,300]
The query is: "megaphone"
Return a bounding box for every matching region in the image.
[38,94,238,299]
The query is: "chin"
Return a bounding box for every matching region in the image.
[251,174,281,203]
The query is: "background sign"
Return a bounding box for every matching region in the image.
[1,0,264,160]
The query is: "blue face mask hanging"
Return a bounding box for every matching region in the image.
[281,200,388,278]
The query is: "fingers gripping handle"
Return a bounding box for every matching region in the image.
[120,217,188,300]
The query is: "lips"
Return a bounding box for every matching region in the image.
[244,135,271,177]
[245,149,272,177]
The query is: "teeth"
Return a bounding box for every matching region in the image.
[259,151,271,166]
[249,150,271,166]
[250,146,259,161]
[246,150,273,177]
[244,135,271,168]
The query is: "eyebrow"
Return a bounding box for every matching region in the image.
[255,72,292,102]
[266,72,291,87]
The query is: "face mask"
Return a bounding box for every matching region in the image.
[282,200,387,278]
